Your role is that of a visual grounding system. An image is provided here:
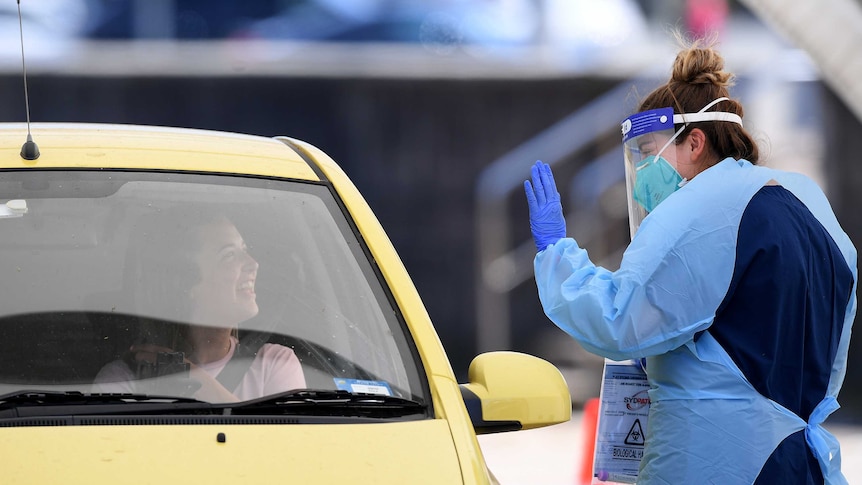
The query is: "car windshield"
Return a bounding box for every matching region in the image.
[0,170,425,406]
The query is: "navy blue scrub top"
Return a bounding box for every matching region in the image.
[709,185,854,484]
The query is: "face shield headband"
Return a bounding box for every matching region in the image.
[620,97,744,236]
[653,96,744,158]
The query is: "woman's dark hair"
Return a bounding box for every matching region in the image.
[638,34,759,166]
[126,206,229,347]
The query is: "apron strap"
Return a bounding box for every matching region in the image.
[804,396,847,485]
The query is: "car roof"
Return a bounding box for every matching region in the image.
[0,122,320,181]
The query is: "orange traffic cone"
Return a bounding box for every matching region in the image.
[577,397,600,485]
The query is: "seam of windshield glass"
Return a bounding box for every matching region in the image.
[276,138,330,182]
[314,182,431,406]
[274,141,433,410]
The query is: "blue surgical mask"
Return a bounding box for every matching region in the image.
[632,155,684,213]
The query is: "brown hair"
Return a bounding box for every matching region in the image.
[126,207,231,347]
[638,34,759,166]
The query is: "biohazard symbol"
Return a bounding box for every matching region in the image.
[624,419,645,446]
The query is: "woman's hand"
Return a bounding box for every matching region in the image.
[186,364,241,403]
[128,343,176,364]
[128,344,239,402]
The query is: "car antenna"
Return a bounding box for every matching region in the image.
[17,0,39,160]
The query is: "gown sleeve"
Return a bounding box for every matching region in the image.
[533,158,767,361]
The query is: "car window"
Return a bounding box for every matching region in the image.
[0,170,425,404]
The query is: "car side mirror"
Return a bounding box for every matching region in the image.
[460,351,571,435]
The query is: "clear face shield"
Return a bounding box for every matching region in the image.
[620,97,743,237]
[622,107,681,237]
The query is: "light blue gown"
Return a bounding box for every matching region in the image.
[534,158,857,484]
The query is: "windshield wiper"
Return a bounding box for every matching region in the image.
[0,390,205,406]
[0,390,211,418]
[227,389,427,418]
[0,389,427,419]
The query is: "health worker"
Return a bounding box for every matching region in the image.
[524,38,857,485]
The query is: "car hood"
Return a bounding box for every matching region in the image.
[0,419,468,484]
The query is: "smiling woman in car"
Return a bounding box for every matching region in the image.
[92,208,306,402]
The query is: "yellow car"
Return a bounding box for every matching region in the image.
[0,123,571,484]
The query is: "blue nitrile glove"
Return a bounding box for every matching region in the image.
[524,160,566,252]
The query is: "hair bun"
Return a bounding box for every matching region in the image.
[671,45,734,88]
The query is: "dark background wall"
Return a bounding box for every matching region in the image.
[1,74,859,421]
[823,87,862,421]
